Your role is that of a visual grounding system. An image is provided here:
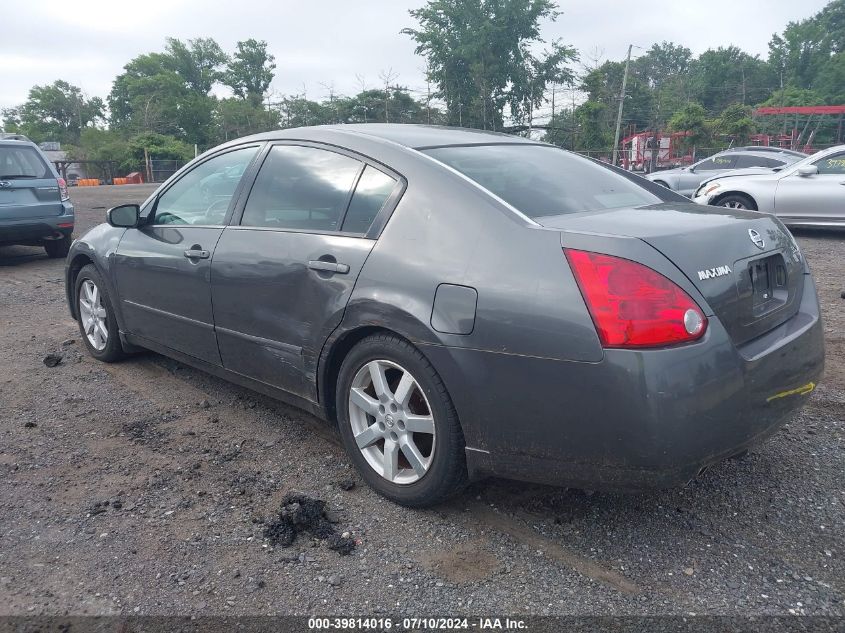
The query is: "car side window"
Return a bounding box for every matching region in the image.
[241,145,362,231]
[813,152,845,175]
[153,146,258,226]
[735,155,783,169]
[696,155,737,171]
[341,166,397,234]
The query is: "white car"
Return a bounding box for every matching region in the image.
[692,145,845,227]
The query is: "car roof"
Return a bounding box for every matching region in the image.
[0,138,39,148]
[240,124,537,150]
[723,146,806,156]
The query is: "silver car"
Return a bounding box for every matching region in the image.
[692,144,845,227]
[646,149,804,197]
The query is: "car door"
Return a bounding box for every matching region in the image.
[210,142,404,400]
[113,144,261,364]
[774,150,845,222]
[679,155,738,196]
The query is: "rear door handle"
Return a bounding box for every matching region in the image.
[184,248,210,259]
[308,260,350,274]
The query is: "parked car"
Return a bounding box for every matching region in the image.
[645,148,805,197]
[0,138,74,257]
[692,144,845,227]
[65,125,824,506]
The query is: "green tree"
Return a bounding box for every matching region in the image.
[403,0,576,129]
[690,46,775,113]
[1,80,103,144]
[224,39,276,106]
[768,0,845,89]
[668,102,712,148]
[575,101,612,151]
[165,37,228,94]
[108,44,220,147]
[717,103,756,142]
[216,98,279,141]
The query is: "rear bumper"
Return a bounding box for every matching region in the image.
[0,206,74,245]
[421,275,824,490]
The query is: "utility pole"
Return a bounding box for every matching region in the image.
[612,44,633,167]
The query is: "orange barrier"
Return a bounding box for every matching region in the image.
[113,177,128,185]
[126,172,144,184]
[77,178,100,187]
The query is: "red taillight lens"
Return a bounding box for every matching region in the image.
[57,178,69,201]
[564,248,707,348]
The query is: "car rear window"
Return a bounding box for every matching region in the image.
[422,144,660,219]
[0,145,50,178]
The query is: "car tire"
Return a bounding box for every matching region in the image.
[44,235,71,258]
[716,194,756,210]
[336,333,467,507]
[75,264,126,363]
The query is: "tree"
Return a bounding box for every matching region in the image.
[108,44,221,147]
[403,0,576,129]
[165,37,228,94]
[690,47,775,113]
[216,98,279,142]
[717,103,756,142]
[1,80,103,144]
[224,39,276,106]
[575,101,612,151]
[668,102,712,148]
[768,0,845,89]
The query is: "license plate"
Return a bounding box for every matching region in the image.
[750,254,787,316]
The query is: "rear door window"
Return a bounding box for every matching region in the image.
[0,145,50,178]
[342,166,397,234]
[241,145,363,232]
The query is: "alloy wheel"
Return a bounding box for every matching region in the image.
[347,359,436,485]
[720,200,747,209]
[79,279,108,351]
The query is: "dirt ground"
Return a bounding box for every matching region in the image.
[0,184,843,616]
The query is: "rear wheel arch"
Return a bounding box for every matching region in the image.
[653,180,670,188]
[319,325,415,426]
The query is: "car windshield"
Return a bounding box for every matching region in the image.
[0,145,50,179]
[423,144,660,218]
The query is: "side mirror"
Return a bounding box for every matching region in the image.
[796,165,819,177]
[107,204,140,228]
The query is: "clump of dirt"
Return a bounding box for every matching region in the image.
[263,493,356,555]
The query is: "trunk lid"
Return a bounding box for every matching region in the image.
[542,203,805,346]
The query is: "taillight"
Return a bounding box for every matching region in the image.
[57,178,69,201]
[564,249,707,348]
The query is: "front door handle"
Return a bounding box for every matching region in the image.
[184,248,210,259]
[308,260,350,274]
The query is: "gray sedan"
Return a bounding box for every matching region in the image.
[645,148,804,197]
[692,144,845,227]
[64,125,824,506]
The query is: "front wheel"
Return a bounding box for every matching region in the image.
[716,194,756,210]
[336,334,467,507]
[75,264,125,362]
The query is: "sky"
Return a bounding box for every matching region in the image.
[0,0,834,111]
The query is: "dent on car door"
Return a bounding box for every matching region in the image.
[113,145,260,363]
[210,143,402,401]
[776,151,845,221]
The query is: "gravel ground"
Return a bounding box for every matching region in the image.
[0,184,843,617]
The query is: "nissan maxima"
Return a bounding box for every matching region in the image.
[65,125,825,507]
